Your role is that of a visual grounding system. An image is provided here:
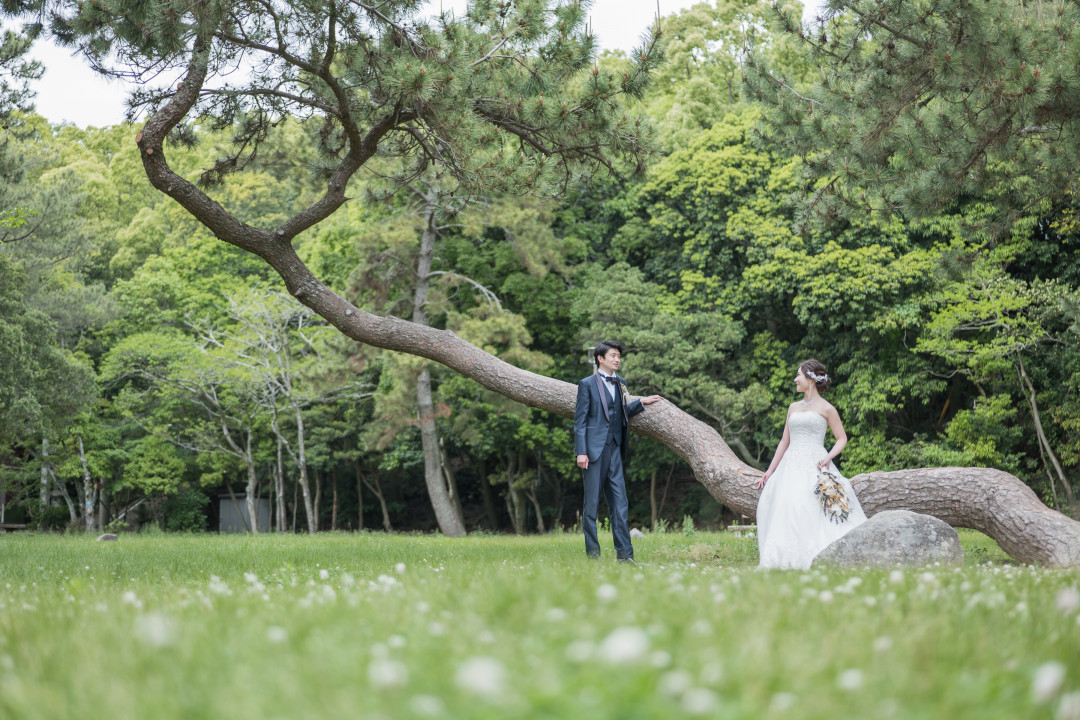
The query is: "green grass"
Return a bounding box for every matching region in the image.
[1,530,1078,720]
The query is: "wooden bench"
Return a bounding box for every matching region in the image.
[0,523,27,532]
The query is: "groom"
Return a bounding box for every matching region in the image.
[574,340,663,561]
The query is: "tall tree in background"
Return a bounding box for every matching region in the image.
[7,0,1080,561]
[746,0,1080,233]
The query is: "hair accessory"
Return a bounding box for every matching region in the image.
[806,370,829,383]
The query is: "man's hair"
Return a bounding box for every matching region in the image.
[593,340,625,368]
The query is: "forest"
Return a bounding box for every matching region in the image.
[2,0,1078,537]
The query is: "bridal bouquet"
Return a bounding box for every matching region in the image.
[814,470,852,524]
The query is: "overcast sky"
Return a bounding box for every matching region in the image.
[24,0,820,128]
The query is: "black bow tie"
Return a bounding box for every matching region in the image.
[603,376,619,383]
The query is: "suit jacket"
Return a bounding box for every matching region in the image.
[574,372,644,462]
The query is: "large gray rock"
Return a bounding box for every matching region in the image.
[812,510,964,568]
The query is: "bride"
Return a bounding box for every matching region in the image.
[754,360,867,569]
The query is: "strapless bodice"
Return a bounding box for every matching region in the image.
[788,411,827,449]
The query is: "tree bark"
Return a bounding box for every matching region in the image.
[77,435,97,533]
[354,460,365,531]
[412,208,466,537]
[39,437,50,509]
[132,35,1080,565]
[331,465,339,531]
[1016,353,1075,507]
[244,432,259,534]
[275,436,287,532]
[474,455,501,531]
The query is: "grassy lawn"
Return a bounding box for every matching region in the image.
[1,530,1078,720]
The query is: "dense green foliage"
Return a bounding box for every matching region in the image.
[0,0,1077,533]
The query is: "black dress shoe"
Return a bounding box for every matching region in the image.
[617,557,638,565]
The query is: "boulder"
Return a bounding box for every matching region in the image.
[96,533,118,542]
[812,510,963,568]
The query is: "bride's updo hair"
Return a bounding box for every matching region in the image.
[799,359,831,392]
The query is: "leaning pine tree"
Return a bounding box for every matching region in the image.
[10,0,1080,561]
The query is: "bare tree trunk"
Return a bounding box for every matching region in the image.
[293,403,316,534]
[658,462,676,525]
[77,435,97,533]
[473,455,501,530]
[354,460,365,531]
[132,73,1080,564]
[40,437,50,508]
[1016,353,1075,507]
[244,433,259,534]
[331,465,339,531]
[275,437,286,532]
[48,465,77,524]
[650,468,658,531]
[356,465,393,532]
[411,209,466,537]
[313,467,322,533]
[504,452,526,535]
[438,438,466,528]
[526,456,546,534]
[224,480,250,534]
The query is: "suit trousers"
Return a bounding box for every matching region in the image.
[581,435,633,559]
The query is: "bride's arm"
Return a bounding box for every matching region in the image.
[754,410,793,489]
[818,407,849,470]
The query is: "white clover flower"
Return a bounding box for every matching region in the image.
[266,626,288,644]
[699,662,724,685]
[395,563,406,575]
[319,569,330,581]
[596,627,650,664]
[121,590,140,607]
[837,669,864,691]
[681,688,720,715]
[874,636,893,652]
[134,612,175,648]
[1057,692,1080,720]
[769,692,797,712]
[208,575,232,596]
[427,622,445,636]
[545,607,567,622]
[889,570,904,584]
[818,590,834,603]
[244,572,259,584]
[596,584,618,603]
[387,635,406,649]
[1033,662,1067,704]
[565,640,594,663]
[368,659,409,688]
[409,695,445,716]
[658,670,693,696]
[1056,587,1080,614]
[454,656,507,698]
[650,650,672,667]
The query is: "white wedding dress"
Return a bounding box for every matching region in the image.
[756,411,867,569]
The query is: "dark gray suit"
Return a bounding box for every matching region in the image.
[573,372,644,558]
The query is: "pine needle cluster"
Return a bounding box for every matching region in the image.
[744,0,1080,237]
